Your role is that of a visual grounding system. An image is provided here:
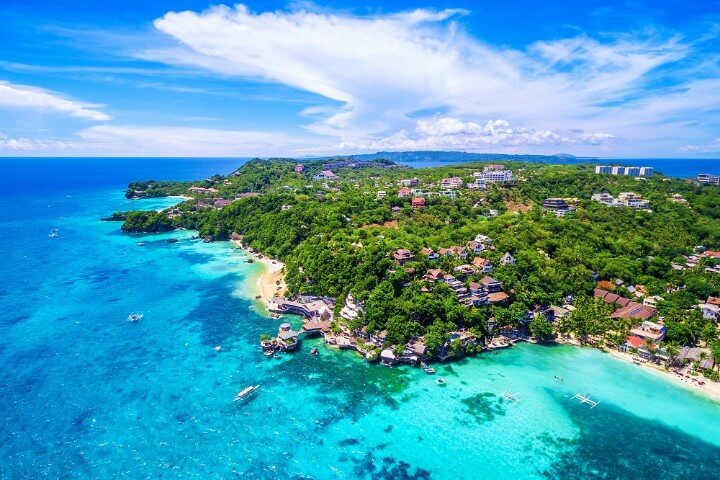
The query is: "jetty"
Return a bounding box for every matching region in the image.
[571,393,600,408]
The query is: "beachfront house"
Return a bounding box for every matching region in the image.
[629,321,667,343]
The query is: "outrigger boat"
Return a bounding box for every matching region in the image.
[233,385,259,401]
[424,367,436,374]
[572,393,600,408]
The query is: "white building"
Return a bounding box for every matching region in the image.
[595,165,653,177]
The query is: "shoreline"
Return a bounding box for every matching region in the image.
[223,244,720,404]
[230,240,286,314]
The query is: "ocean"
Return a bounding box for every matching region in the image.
[1,157,720,480]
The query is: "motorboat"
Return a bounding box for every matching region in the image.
[127,313,143,322]
[436,377,446,385]
[424,367,436,375]
[310,347,318,356]
[233,385,259,401]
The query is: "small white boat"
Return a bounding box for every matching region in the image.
[233,385,259,401]
[48,229,59,238]
[436,377,446,385]
[127,313,143,322]
[424,367,436,375]
[136,242,146,246]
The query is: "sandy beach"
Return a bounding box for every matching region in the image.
[604,348,720,403]
[231,240,286,312]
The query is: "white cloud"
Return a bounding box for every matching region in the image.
[681,138,720,153]
[303,117,616,152]
[73,124,317,156]
[0,133,70,151]
[142,4,715,155]
[0,80,110,121]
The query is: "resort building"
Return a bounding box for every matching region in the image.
[397,187,412,198]
[474,169,513,184]
[276,323,299,351]
[472,257,493,274]
[313,170,338,180]
[399,178,420,187]
[213,199,231,209]
[188,186,219,195]
[669,194,688,204]
[500,252,515,265]
[268,297,333,320]
[340,294,365,322]
[697,173,720,185]
[592,192,650,210]
[423,269,444,282]
[393,249,414,264]
[595,165,653,176]
[630,321,667,343]
[453,264,477,277]
[411,197,426,209]
[541,198,574,216]
[467,240,485,254]
[420,248,439,260]
[441,177,463,189]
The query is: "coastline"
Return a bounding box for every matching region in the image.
[231,240,286,314]
[603,347,720,404]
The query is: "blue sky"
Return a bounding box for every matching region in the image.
[1,0,719,157]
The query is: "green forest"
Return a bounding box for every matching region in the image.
[116,158,720,368]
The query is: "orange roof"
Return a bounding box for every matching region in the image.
[626,335,645,349]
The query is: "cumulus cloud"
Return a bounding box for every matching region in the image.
[0,133,70,151]
[304,117,616,152]
[0,80,110,121]
[142,3,714,153]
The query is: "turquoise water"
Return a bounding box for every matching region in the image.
[2,159,720,479]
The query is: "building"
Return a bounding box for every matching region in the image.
[393,249,414,264]
[398,187,412,197]
[475,169,513,184]
[399,178,420,187]
[500,252,515,265]
[294,164,304,173]
[438,190,458,200]
[424,269,444,282]
[472,257,493,274]
[467,240,484,254]
[213,199,231,209]
[313,170,338,180]
[420,247,439,260]
[697,173,720,185]
[376,191,387,199]
[630,321,666,342]
[411,197,426,209]
[669,194,688,204]
[595,165,653,177]
[591,192,618,206]
[542,198,574,216]
[617,192,650,209]
[441,177,463,189]
[188,186,219,195]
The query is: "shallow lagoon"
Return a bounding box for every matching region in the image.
[1,163,720,479]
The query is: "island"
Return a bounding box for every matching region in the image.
[113,157,720,395]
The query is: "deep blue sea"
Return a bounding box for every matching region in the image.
[2,157,720,480]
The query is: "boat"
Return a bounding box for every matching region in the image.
[233,385,259,401]
[310,347,318,356]
[572,393,600,409]
[436,377,446,385]
[502,391,520,403]
[127,313,143,322]
[554,375,564,381]
[214,345,222,352]
[263,350,273,357]
[48,229,59,238]
[424,367,436,374]
[136,242,146,246]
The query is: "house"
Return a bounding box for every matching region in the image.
[438,190,458,200]
[340,294,365,321]
[699,302,720,321]
[478,168,513,183]
[542,198,574,216]
[277,323,299,351]
[213,199,231,209]
[411,197,426,209]
[474,234,493,246]
[393,249,414,264]
[480,276,503,293]
[611,303,657,322]
[643,295,663,308]
[294,164,304,173]
[420,247,439,260]
[314,170,338,180]
[438,246,467,258]
[467,240,484,254]
[487,291,510,304]
[399,178,420,187]
[188,186,219,195]
[398,187,412,198]
[424,269,444,282]
[453,264,477,277]
[472,257,493,274]
[376,191,387,199]
[500,252,515,265]
[678,347,715,370]
[380,349,398,366]
[629,321,666,342]
[441,177,463,189]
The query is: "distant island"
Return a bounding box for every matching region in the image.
[113,156,720,397]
